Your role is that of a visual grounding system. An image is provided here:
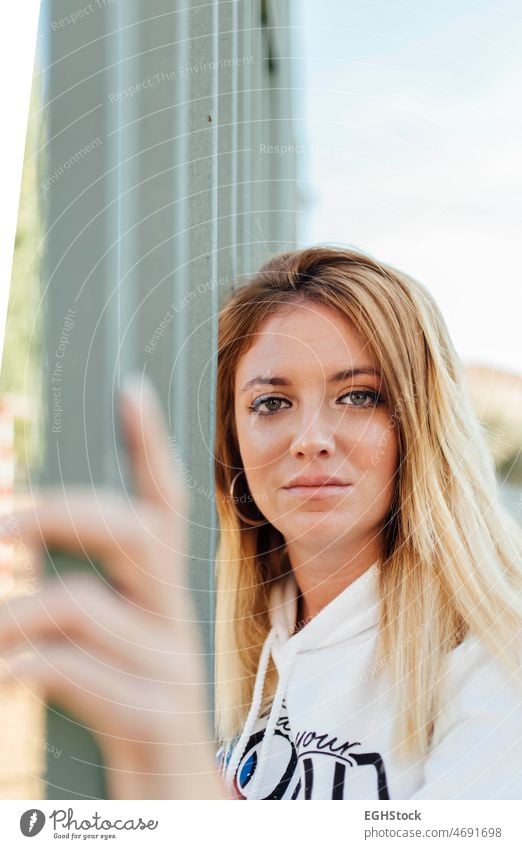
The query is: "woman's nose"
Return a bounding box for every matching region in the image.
[289,410,336,458]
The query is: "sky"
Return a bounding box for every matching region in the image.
[293,0,522,373]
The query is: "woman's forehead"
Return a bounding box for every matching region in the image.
[235,302,380,385]
[235,304,381,393]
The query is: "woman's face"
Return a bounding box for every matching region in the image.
[233,301,399,554]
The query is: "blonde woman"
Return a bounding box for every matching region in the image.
[0,246,520,800]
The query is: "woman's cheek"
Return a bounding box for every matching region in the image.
[350,422,399,489]
[365,421,400,489]
[240,417,287,462]
[236,431,278,503]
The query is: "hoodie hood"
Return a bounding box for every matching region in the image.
[268,561,381,653]
[224,561,381,795]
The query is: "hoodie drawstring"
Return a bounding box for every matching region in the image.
[246,640,298,798]
[224,627,277,790]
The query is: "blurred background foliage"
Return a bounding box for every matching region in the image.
[465,366,522,521]
[0,73,44,487]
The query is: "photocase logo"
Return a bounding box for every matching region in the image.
[20,809,46,837]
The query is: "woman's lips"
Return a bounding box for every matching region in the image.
[282,483,353,498]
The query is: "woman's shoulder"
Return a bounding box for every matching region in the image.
[437,631,522,734]
[411,632,522,798]
[445,631,520,685]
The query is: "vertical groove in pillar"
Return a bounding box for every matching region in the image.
[171,0,219,688]
[235,0,255,284]
[217,0,239,308]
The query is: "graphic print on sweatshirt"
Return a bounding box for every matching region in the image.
[231,701,391,800]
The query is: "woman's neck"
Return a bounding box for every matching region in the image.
[287,539,381,624]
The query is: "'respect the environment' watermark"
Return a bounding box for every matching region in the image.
[18,138,103,225]
[108,56,255,102]
[51,0,118,30]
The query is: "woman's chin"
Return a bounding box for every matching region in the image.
[280,512,360,545]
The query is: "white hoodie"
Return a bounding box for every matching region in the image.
[220,562,522,800]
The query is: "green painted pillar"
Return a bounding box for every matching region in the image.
[41,0,298,799]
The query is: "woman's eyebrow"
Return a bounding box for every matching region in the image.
[240,367,381,394]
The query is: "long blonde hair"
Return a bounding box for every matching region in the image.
[214,246,522,762]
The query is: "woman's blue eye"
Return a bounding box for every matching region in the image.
[338,390,382,407]
[249,396,291,415]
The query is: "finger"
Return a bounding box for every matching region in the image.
[0,642,167,741]
[0,641,209,740]
[0,573,173,668]
[0,573,207,681]
[0,489,192,619]
[118,372,190,517]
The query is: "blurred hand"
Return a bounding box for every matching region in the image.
[0,374,228,799]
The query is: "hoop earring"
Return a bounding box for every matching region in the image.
[229,471,266,527]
